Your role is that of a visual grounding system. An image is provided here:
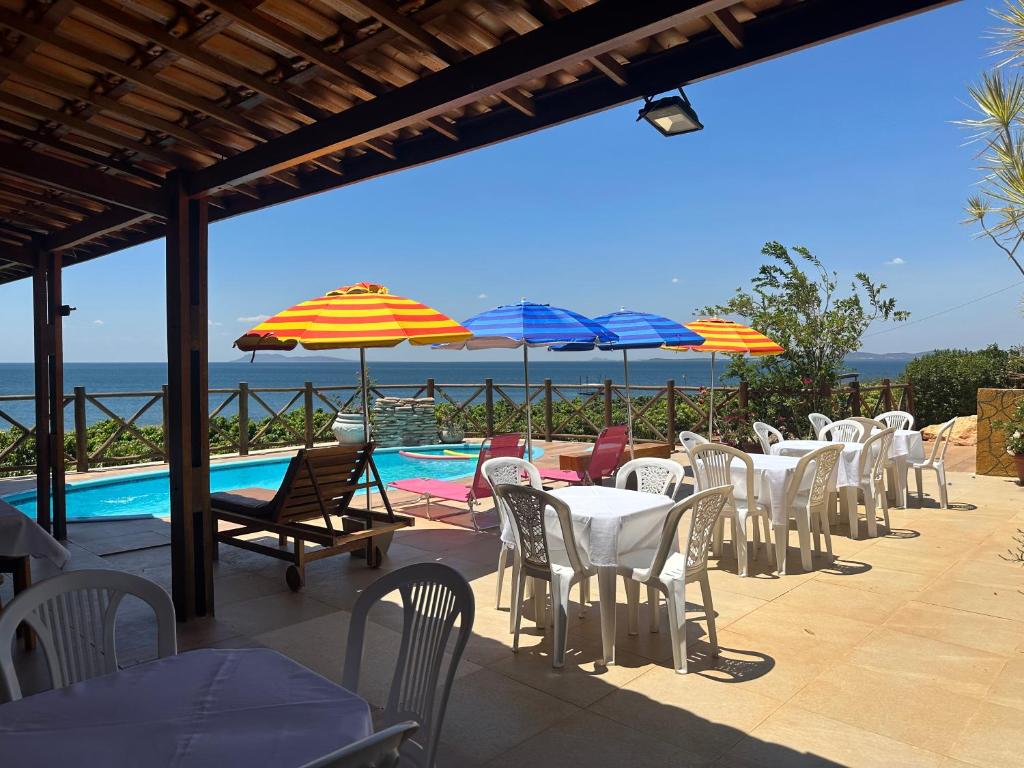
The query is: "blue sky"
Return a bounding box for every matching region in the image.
[1,0,1021,363]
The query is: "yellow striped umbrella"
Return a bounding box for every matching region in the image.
[663,318,783,435]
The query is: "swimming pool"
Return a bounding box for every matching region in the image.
[4,444,543,522]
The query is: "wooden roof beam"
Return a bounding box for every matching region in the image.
[708,8,744,48]
[189,0,738,193]
[591,54,628,86]
[0,245,34,267]
[0,145,165,214]
[44,208,153,252]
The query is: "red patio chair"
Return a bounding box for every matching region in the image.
[538,425,629,486]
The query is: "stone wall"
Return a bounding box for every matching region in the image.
[976,388,1024,476]
[372,397,438,448]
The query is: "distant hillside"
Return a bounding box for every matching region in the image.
[230,353,354,363]
[844,352,927,362]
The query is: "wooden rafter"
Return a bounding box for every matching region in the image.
[708,8,745,48]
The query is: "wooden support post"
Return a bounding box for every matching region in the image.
[31,258,51,535]
[882,378,893,412]
[46,251,65,540]
[165,172,213,620]
[425,378,434,399]
[603,379,613,428]
[484,378,494,437]
[543,379,553,441]
[850,380,862,417]
[161,385,171,461]
[74,386,88,472]
[238,382,249,456]
[904,381,915,417]
[738,380,749,424]
[304,381,314,448]
[666,380,676,448]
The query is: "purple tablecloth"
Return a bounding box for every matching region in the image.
[0,648,372,767]
[0,500,68,567]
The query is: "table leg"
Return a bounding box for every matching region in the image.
[773,523,788,576]
[841,487,859,539]
[597,566,617,665]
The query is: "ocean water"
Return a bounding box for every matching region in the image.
[0,359,908,430]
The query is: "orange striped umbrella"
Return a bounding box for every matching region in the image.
[663,318,783,435]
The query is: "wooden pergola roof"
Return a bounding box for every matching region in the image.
[0,0,954,284]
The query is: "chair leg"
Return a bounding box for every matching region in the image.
[752,515,762,559]
[879,484,891,531]
[532,578,547,629]
[712,518,724,557]
[915,467,924,507]
[842,488,859,539]
[818,505,833,557]
[647,583,660,633]
[937,465,949,509]
[509,555,521,633]
[795,511,812,572]
[734,511,748,577]
[664,580,688,674]
[624,578,640,636]
[773,522,788,576]
[577,576,589,619]
[551,573,572,669]
[496,545,508,610]
[698,571,719,659]
[512,570,527,653]
[863,489,878,538]
[810,503,822,554]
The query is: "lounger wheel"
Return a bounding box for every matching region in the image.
[285,565,304,592]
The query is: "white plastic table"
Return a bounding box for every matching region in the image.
[0,648,373,767]
[501,486,673,665]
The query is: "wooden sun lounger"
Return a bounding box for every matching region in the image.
[211,443,413,591]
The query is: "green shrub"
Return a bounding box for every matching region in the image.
[904,346,1011,427]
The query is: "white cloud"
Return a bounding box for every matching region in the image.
[478,293,488,299]
[209,320,223,327]
[885,257,906,265]
[93,319,104,326]
[237,314,270,323]
[671,277,680,283]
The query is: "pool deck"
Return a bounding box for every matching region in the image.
[6,440,1022,767]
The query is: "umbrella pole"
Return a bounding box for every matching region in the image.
[708,351,716,437]
[623,349,634,459]
[523,345,533,461]
[360,348,372,513]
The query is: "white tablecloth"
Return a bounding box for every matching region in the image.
[0,649,372,767]
[729,454,804,525]
[771,440,864,489]
[0,500,69,567]
[500,485,673,568]
[891,430,925,462]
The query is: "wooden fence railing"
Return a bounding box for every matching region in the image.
[0,378,914,475]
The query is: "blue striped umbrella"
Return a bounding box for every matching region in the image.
[436,300,617,457]
[552,310,704,454]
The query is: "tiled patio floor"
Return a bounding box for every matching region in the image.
[4,442,1023,767]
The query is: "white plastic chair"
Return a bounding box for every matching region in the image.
[0,569,176,702]
[850,416,885,441]
[342,563,473,768]
[776,443,844,575]
[481,457,542,613]
[752,422,784,454]
[855,427,896,537]
[819,419,865,443]
[877,410,914,430]
[615,458,685,496]
[912,417,956,509]
[492,484,594,669]
[617,486,732,674]
[299,722,419,768]
[808,413,832,439]
[690,443,772,577]
[677,430,708,475]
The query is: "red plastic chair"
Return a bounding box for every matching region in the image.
[538,425,629,486]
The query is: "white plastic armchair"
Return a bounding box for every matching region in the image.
[913,417,956,509]
[777,444,844,575]
[481,457,542,613]
[615,458,685,496]
[876,410,914,430]
[677,431,708,477]
[492,484,594,669]
[617,486,732,674]
[689,443,772,577]
[855,427,896,537]
[808,413,832,439]
[752,422,784,454]
[299,722,419,768]
[0,569,176,702]
[819,419,865,443]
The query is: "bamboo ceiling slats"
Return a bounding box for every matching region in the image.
[0,0,953,279]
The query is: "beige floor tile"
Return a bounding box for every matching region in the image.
[724,601,877,652]
[986,657,1024,712]
[216,590,339,636]
[791,663,981,754]
[854,544,956,577]
[814,562,935,596]
[589,664,782,763]
[883,601,1024,656]
[719,704,945,768]
[943,555,1024,590]
[705,567,808,602]
[917,577,1024,622]
[948,701,1024,767]
[844,628,1006,698]
[770,579,905,625]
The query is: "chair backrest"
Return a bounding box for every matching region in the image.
[924,417,957,465]
[859,427,896,484]
[275,443,375,524]
[341,563,473,768]
[585,425,629,482]
[850,416,885,441]
[614,458,685,496]
[819,419,865,443]
[469,434,525,500]
[808,413,832,439]
[481,457,542,542]
[491,485,588,579]
[645,486,732,579]
[690,443,755,511]
[299,722,419,768]
[0,569,176,702]
[784,443,844,513]
[876,410,914,430]
[752,422,784,454]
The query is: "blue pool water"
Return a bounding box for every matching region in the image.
[5,444,543,522]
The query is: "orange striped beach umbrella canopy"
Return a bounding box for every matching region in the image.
[234,282,472,351]
[664,317,784,356]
